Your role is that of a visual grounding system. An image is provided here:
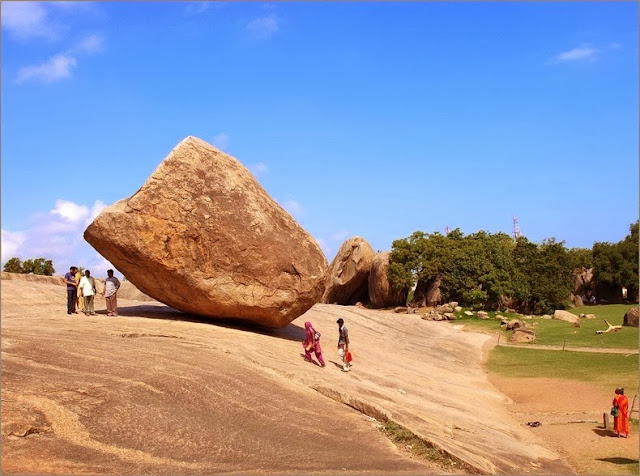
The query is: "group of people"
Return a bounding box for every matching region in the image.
[63,266,121,317]
[303,318,353,372]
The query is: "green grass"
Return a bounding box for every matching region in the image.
[486,346,639,392]
[450,304,638,349]
[380,420,465,472]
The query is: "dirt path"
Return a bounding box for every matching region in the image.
[2,278,573,474]
[488,376,639,475]
[497,342,639,354]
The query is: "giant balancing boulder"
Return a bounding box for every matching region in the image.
[84,136,327,328]
[368,251,408,308]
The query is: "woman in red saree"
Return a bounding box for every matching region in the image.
[302,321,325,367]
[612,387,630,438]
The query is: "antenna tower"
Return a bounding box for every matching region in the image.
[445,226,450,236]
[513,216,522,240]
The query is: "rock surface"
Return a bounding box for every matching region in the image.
[553,310,579,324]
[321,237,374,305]
[623,307,639,327]
[510,328,536,343]
[411,274,442,307]
[367,252,408,308]
[2,277,575,475]
[84,136,327,328]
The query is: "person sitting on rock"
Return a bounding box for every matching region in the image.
[302,321,325,367]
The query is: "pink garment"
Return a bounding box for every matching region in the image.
[302,321,325,365]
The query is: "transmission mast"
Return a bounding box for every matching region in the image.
[445,225,450,236]
[513,216,522,240]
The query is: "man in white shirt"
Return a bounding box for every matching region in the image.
[104,269,121,317]
[78,270,97,316]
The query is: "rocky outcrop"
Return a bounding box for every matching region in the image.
[368,252,408,308]
[411,273,442,307]
[321,237,374,305]
[84,136,327,328]
[623,307,639,327]
[510,328,535,343]
[553,310,579,324]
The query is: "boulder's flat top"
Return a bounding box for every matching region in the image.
[2,278,573,475]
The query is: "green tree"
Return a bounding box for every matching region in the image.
[593,222,639,301]
[20,257,55,276]
[3,257,23,273]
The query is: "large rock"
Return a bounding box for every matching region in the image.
[411,273,442,307]
[510,328,536,343]
[623,307,639,327]
[553,310,579,324]
[368,252,408,308]
[84,136,327,328]
[321,237,374,305]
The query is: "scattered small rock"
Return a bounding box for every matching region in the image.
[477,311,490,319]
[394,306,408,314]
[454,306,462,312]
[464,311,474,316]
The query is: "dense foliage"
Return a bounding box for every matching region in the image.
[389,229,576,314]
[593,222,639,301]
[3,257,55,276]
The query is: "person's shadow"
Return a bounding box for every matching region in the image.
[592,428,619,438]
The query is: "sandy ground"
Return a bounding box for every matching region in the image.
[2,278,575,474]
[489,376,639,475]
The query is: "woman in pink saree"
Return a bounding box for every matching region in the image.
[302,321,325,367]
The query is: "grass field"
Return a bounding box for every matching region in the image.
[486,346,639,393]
[452,304,638,349]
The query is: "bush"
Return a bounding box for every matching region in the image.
[4,257,55,276]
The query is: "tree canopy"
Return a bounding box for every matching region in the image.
[3,257,55,276]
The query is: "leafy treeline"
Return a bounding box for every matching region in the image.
[593,222,639,301]
[388,222,638,314]
[3,257,55,276]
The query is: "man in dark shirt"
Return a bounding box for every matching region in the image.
[64,266,78,315]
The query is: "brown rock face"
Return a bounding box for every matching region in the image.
[411,273,442,307]
[84,136,327,328]
[368,252,408,308]
[321,237,374,304]
[623,307,639,327]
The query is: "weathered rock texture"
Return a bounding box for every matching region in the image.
[623,307,639,327]
[411,274,442,307]
[553,310,579,324]
[321,237,374,305]
[368,252,408,308]
[84,136,327,328]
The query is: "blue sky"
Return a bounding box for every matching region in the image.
[2,1,638,277]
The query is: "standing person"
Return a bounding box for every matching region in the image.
[64,266,78,315]
[103,269,121,316]
[336,318,351,372]
[79,270,97,316]
[612,387,630,438]
[302,321,325,367]
[75,268,84,313]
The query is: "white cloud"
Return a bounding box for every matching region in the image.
[248,162,268,177]
[1,230,27,263]
[550,46,599,64]
[71,33,104,55]
[50,199,90,223]
[1,2,59,40]
[281,200,304,219]
[1,199,117,277]
[246,14,279,39]
[185,2,210,16]
[212,132,230,150]
[314,230,350,262]
[16,53,77,84]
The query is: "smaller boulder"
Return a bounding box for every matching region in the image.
[422,314,433,321]
[444,313,456,320]
[464,311,474,316]
[449,301,459,308]
[454,306,462,312]
[500,319,508,327]
[510,329,536,343]
[432,313,444,321]
[585,314,596,319]
[435,304,453,313]
[540,314,551,320]
[394,306,408,314]
[572,321,581,328]
[623,307,639,327]
[477,311,490,319]
[553,310,579,324]
[506,319,525,331]
[496,314,505,320]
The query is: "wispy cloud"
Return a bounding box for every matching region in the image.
[281,200,304,219]
[547,43,620,65]
[212,132,230,150]
[2,199,115,276]
[16,54,77,84]
[248,162,268,177]
[314,230,350,261]
[246,13,279,39]
[1,1,61,40]
[16,33,104,84]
